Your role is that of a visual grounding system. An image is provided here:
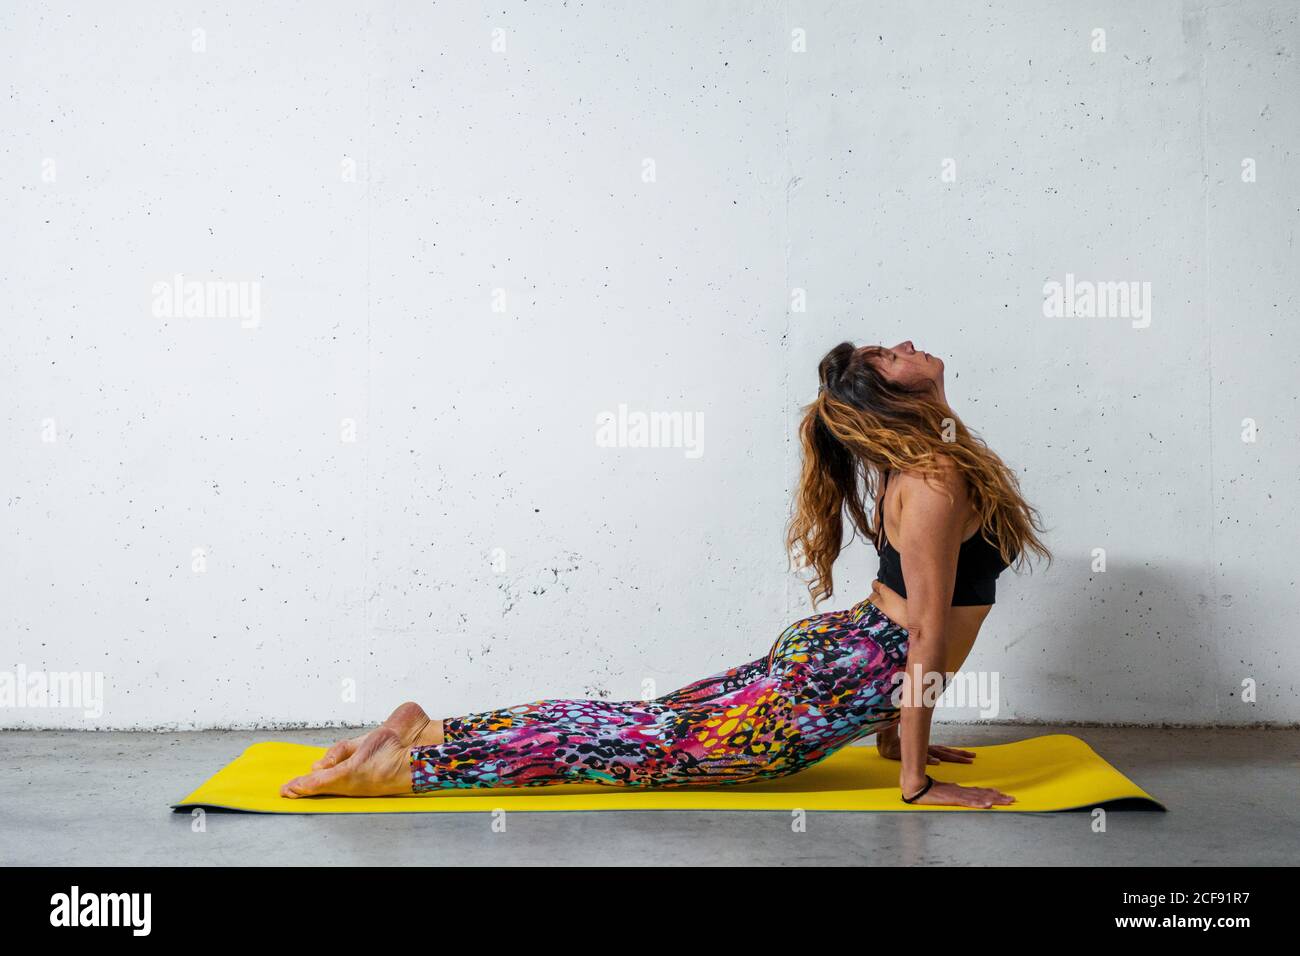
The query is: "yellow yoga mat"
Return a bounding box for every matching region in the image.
[172,733,1164,814]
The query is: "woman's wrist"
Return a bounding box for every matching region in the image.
[900,774,935,803]
[900,771,929,792]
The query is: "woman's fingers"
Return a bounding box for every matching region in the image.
[961,788,999,808]
[931,745,976,764]
[956,790,1013,806]
[895,745,978,767]
[911,780,1017,809]
[970,787,1015,807]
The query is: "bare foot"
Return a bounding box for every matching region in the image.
[312,701,442,771]
[281,727,413,798]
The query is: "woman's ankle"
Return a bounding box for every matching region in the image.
[415,718,445,748]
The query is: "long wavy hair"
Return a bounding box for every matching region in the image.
[786,341,1052,607]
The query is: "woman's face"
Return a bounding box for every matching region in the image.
[861,341,944,389]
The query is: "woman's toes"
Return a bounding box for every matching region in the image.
[312,741,345,770]
[280,763,350,799]
[351,727,415,795]
[313,735,361,770]
[279,727,413,799]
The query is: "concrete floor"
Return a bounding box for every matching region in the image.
[1,725,1295,866]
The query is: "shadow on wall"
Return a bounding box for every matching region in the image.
[995,558,1253,727]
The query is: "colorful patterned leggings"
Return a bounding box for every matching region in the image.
[410,597,910,791]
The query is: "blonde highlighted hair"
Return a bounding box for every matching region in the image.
[786,342,1052,607]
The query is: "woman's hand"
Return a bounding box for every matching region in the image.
[876,728,902,760]
[876,725,974,765]
[904,779,1016,809]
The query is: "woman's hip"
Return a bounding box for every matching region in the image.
[767,596,910,675]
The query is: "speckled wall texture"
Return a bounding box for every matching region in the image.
[2,2,1296,728]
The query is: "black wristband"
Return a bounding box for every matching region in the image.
[901,774,935,804]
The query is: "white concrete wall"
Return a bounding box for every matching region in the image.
[2,1,1296,729]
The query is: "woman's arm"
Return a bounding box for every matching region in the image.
[892,464,965,795]
[889,464,1016,809]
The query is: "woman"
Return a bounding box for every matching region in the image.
[281,340,1051,807]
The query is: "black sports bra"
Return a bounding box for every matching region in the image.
[873,470,1014,606]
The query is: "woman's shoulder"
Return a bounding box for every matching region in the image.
[893,455,966,495]
[892,458,976,542]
